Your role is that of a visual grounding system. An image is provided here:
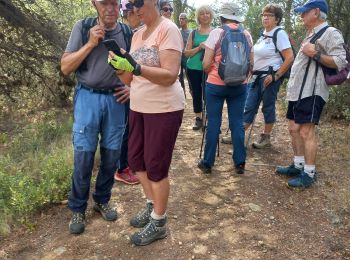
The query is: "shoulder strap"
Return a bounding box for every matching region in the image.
[297,26,329,101]
[272,28,282,53]
[191,29,196,42]
[81,17,98,46]
[119,22,133,52]
[310,25,329,43]
[78,17,97,72]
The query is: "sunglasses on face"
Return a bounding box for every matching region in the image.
[128,0,144,8]
[161,7,173,12]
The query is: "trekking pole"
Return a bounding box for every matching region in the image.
[245,67,273,149]
[199,114,207,158]
[245,94,263,149]
[199,71,207,158]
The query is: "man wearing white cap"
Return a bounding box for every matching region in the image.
[276,0,347,188]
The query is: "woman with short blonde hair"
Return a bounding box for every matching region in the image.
[184,5,213,131]
[195,5,214,25]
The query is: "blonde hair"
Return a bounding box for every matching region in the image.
[195,5,214,25]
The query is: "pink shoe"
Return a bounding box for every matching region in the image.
[114,167,139,185]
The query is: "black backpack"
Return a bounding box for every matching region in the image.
[78,17,133,72]
[262,28,296,79]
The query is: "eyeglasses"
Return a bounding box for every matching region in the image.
[161,7,173,13]
[260,13,275,18]
[127,0,144,8]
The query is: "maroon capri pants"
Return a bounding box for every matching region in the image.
[128,109,184,182]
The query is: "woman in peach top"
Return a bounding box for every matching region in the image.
[109,0,185,246]
[197,2,253,175]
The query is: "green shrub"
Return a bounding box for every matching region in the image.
[0,113,73,234]
[326,85,350,120]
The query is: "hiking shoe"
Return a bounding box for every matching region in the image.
[197,159,212,174]
[69,212,85,235]
[130,202,153,228]
[221,135,232,144]
[130,217,167,246]
[115,167,139,185]
[276,164,302,177]
[252,133,271,149]
[93,202,118,221]
[235,162,245,174]
[287,171,316,188]
[192,117,203,130]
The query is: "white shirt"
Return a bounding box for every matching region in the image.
[253,26,291,72]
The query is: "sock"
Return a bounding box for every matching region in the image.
[146,199,154,205]
[304,164,316,178]
[294,156,305,170]
[151,210,166,220]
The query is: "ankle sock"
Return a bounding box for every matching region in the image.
[151,210,166,220]
[146,199,154,205]
[294,156,305,170]
[304,164,316,178]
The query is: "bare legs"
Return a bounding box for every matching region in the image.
[288,120,317,165]
[136,171,169,215]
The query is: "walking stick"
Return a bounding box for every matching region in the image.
[245,67,273,149]
[199,71,207,159]
[199,71,220,158]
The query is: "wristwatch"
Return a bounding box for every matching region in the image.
[313,50,321,62]
[133,63,142,76]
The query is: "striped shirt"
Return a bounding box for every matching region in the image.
[286,22,347,102]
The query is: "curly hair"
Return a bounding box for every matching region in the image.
[195,5,214,25]
[262,4,283,26]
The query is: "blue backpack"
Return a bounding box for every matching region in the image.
[218,25,251,86]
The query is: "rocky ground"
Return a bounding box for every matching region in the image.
[0,88,349,260]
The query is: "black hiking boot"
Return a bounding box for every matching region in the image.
[192,117,203,131]
[197,159,212,174]
[93,202,118,221]
[69,212,85,235]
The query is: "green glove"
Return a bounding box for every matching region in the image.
[108,54,135,72]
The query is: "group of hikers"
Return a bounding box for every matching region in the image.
[60,0,348,246]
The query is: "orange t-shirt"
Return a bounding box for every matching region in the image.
[129,18,185,113]
[204,24,253,86]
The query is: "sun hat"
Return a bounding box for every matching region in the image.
[219,2,244,23]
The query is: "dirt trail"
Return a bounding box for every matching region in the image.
[1,89,350,260]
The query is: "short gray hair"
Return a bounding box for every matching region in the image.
[319,11,327,20]
[179,13,187,19]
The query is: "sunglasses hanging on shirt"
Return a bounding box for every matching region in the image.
[125,2,134,10]
[128,0,144,8]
